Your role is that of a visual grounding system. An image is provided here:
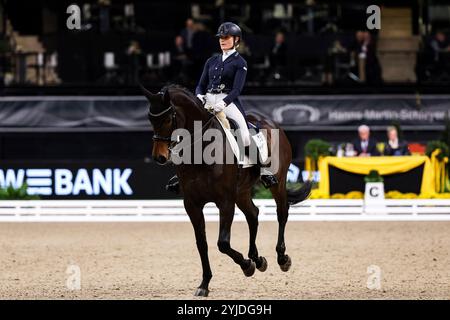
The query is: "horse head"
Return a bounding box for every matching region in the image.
[141,84,209,165]
[141,84,175,165]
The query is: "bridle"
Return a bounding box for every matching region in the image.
[148,103,177,144]
[148,90,217,157]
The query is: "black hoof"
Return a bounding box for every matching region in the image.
[279,255,292,272]
[194,288,209,297]
[257,256,268,272]
[242,260,256,277]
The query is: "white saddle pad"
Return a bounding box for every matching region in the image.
[215,114,255,168]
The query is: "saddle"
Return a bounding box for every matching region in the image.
[216,111,259,132]
[214,113,268,168]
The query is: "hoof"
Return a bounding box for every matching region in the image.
[242,260,256,277]
[257,256,268,272]
[194,288,209,297]
[279,255,292,272]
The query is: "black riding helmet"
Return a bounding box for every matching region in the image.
[216,22,242,47]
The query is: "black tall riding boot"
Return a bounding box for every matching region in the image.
[260,174,279,188]
[166,175,180,194]
[260,168,278,188]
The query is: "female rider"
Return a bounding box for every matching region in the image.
[166,22,278,193]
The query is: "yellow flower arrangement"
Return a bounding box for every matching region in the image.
[328,191,363,199]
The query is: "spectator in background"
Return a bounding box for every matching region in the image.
[420,31,450,82]
[191,22,213,80]
[125,40,141,84]
[271,32,287,66]
[352,125,380,157]
[269,31,287,79]
[349,31,365,68]
[180,18,196,53]
[98,0,111,34]
[171,35,192,83]
[429,31,450,77]
[126,40,141,55]
[349,31,382,84]
[429,31,450,62]
[384,126,410,156]
[324,39,348,84]
[236,38,252,61]
[172,35,188,65]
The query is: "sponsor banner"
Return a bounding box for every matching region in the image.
[244,95,450,126]
[0,161,176,199]
[1,95,450,128]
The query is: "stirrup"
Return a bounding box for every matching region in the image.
[166,175,180,194]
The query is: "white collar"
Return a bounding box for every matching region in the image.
[222,49,236,61]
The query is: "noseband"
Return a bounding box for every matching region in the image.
[148,94,177,144]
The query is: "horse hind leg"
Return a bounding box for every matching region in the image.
[236,193,268,272]
[270,181,292,272]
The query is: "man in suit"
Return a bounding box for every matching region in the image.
[352,125,380,156]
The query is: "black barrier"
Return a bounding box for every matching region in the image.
[0,161,177,199]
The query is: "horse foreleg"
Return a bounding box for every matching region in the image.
[236,194,267,272]
[216,201,256,277]
[185,200,212,297]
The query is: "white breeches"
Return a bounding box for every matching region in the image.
[205,93,251,147]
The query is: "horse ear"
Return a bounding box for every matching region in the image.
[163,88,171,106]
[139,83,157,102]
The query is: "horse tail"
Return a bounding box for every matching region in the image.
[286,180,313,205]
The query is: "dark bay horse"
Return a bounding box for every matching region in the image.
[142,84,312,297]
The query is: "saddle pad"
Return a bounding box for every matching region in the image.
[215,114,255,168]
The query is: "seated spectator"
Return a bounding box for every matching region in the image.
[269,31,287,80]
[429,31,450,62]
[324,39,348,84]
[427,31,450,80]
[352,125,380,157]
[384,126,410,156]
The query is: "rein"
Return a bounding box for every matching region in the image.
[170,115,216,157]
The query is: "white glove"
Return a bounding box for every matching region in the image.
[196,94,206,105]
[204,102,214,113]
[213,100,226,113]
